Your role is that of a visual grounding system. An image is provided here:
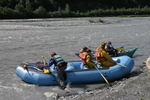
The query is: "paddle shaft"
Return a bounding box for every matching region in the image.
[22,64,43,71]
[95,65,110,85]
[42,56,50,73]
[42,56,46,65]
[117,63,127,67]
[76,55,110,85]
[89,46,124,51]
[42,56,57,81]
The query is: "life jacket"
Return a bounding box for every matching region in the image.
[81,52,93,65]
[79,53,86,59]
[79,53,87,64]
[79,49,85,53]
[53,55,64,64]
[94,51,101,62]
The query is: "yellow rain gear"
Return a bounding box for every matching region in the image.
[95,48,115,67]
[82,52,96,68]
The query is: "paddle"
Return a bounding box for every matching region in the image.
[42,56,57,81]
[22,64,43,71]
[117,63,127,68]
[41,56,50,74]
[76,54,111,86]
[88,46,97,48]
[95,65,112,86]
[89,46,124,51]
[42,56,46,65]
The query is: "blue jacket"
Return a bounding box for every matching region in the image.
[46,56,65,67]
[108,44,114,49]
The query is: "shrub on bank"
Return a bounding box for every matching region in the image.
[1,6,150,19]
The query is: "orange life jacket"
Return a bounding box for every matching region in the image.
[80,53,93,65]
[94,51,101,62]
[79,53,86,64]
[79,49,86,53]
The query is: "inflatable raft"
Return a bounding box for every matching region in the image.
[16,56,134,86]
[75,47,138,60]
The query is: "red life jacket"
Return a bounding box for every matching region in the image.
[94,51,101,62]
[79,53,86,64]
[80,53,93,65]
[79,49,86,53]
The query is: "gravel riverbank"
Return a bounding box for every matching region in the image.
[44,62,150,100]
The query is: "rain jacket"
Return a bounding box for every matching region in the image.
[82,52,95,68]
[95,48,115,67]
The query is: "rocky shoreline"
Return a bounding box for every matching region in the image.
[45,62,150,100]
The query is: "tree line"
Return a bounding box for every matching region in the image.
[0,0,150,19]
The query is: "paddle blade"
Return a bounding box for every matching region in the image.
[44,69,50,74]
[42,56,46,65]
[42,56,46,59]
[95,65,110,85]
[100,73,110,85]
[22,64,27,69]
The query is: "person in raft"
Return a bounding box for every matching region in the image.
[94,42,116,67]
[46,52,67,90]
[79,46,88,57]
[95,42,107,52]
[106,41,118,56]
[80,48,96,68]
